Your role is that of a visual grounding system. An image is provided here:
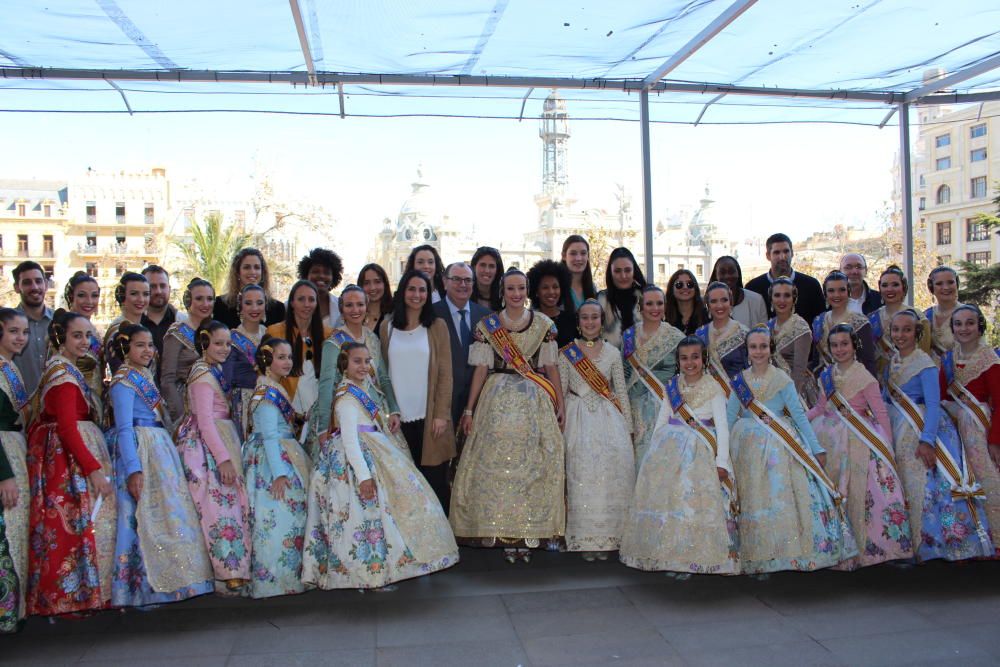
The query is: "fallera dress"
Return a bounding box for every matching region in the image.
[768,314,818,407]
[940,343,1000,556]
[811,310,878,378]
[0,355,29,630]
[884,349,994,562]
[243,376,311,598]
[301,380,458,589]
[620,373,739,574]
[223,325,263,441]
[868,306,931,383]
[108,365,213,607]
[808,361,913,569]
[558,341,634,552]
[727,365,858,573]
[173,360,252,589]
[449,311,565,548]
[696,319,748,397]
[621,322,684,470]
[26,355,117,616]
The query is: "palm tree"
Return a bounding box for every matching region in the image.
[172,211,253,291]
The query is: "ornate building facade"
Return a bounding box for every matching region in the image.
[373,91,734,289]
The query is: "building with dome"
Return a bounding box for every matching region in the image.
[373,92,734,289]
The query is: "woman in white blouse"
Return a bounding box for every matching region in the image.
[379,270,455,510]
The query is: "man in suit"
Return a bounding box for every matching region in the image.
[433,262,490,426]
[745,232,826,326]
[840,252,882,315]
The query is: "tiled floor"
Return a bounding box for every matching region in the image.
[4,549,1000,666]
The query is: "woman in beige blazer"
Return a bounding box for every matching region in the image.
[380,270,455,511]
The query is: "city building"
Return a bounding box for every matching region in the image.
[373,91,734,289]
[908,70,999,270]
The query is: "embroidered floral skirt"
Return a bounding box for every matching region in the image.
[111,426,213,607]
[174,416,251,588]
[730,418,858,574]
[1,430,29,623]
[302,430,458,589]
[945,403,1000,557]
[811,411,913,569]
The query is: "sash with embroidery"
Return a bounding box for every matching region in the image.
[561,343,622,413]
[251,384,295,426]
[38,358,99,421]
[868,309,897,360]
[886,374,992,551]
[111,367,165,418]
[819,366,897,472]
[924,306,952,358]
[481,314,558,407]
[336,382,380,422]
[170,322,197,351]
[192,362,231,395]
[0,359,30,416]
[731,372,842,504]
[942,350,991,434]
[330,329,378,382]
[622,326,665,402]
[667,376,738,513]
[695,323,733,398]
[811,312,826,344]
[230,330,258,366]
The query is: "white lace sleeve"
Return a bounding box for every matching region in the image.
[468,340,494,369]
[538,339,558,367]
[711,392,732,474]
[334,398,371,483]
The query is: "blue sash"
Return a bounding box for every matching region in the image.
[621,326,637,359]
[230,330,258,366]
[330,329,355,347]
[868,310,883,340]
[208,364,231,394]
[811,312,826,344]
[666,375,685,413]
[253,385,295,426]
[694,323,710,347]
[766,317,777,335]
[338,383,380,421]
[730,371,754,408]
[173,322,196,350]
[924,306,934,320]
[0,360,29,411]
[112,367,163,414]
[942,350,956,387]
[87,330,102,358]
[819,365,836,400]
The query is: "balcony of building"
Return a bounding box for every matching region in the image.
[75,240,162,258]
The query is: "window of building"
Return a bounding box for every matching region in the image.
[115,263,126,277]
[696,263,704,277]
[936,184,950,204]
[115,231,126,245]
[918,174,925,187]
[17,234,28,256]
[935,156,951,170]
[183,208,195,225]
[17,203,25,217]
[43,235,54,257]
[935,134,951,148]
[86,201,97,223]
[144,233,155,252]
[971,176,988,199]
[115,202,126,224]
[971,148,987,162]
[509,262,520,270]
[85,262,98,277]
[85,231,97,249]
[919,197,926,210]
[657,263,665,275]
[43,265,54,280]
[967,219,989,242]
[234,209,246,226]
[937,255,951,266]
[144,203,154,224]
[936,221,951,245]
[43,204,51,217]
[676,263,684,271]
[970,123,987,139]
[967,251,992,266]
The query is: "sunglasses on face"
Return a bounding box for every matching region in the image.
[674,280,696,290]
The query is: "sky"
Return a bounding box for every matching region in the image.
[1,88,902,266]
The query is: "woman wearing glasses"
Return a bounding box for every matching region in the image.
[266,280,332,418]
[665,269,708,336]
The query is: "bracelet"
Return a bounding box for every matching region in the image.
[463,409,473,417]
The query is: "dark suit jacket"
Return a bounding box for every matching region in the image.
[433,298,490,424]
[858,281,883,315]
[746,270,826,327]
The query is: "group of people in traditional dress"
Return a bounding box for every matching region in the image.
[0,230,997,630]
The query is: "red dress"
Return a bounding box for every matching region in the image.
[26,360,116,616]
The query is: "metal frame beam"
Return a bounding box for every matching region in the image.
[897,102,914,303]
[639,89,654,281]
[642,0,758,89]
[288,0,317,86]
[903,52,1000,102]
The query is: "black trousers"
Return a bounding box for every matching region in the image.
[400,419,451,514]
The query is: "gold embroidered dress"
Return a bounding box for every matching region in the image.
[0,355,30,624]
[450,310,565,547]
[623,322,684,469]
[558,342,634,552]
[770,314,817,406]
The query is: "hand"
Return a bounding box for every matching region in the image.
[358,478,377,501]
[0,478,18,509]
[319,430,332,446]
[88,470,112,498]
[460,413,474,436]
[218,460,238,486]
[127,472,144,502]
[270,475,289,501]
[716,467,729,482]
[916,442,936,470]
[388,414,401,434]
[816,453,826,468]
[556,403,566,432]
[431,418,448,438]
[989,443,1000,471]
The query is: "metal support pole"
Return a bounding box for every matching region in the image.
[898,102,914,305]
[640,88,654,281]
